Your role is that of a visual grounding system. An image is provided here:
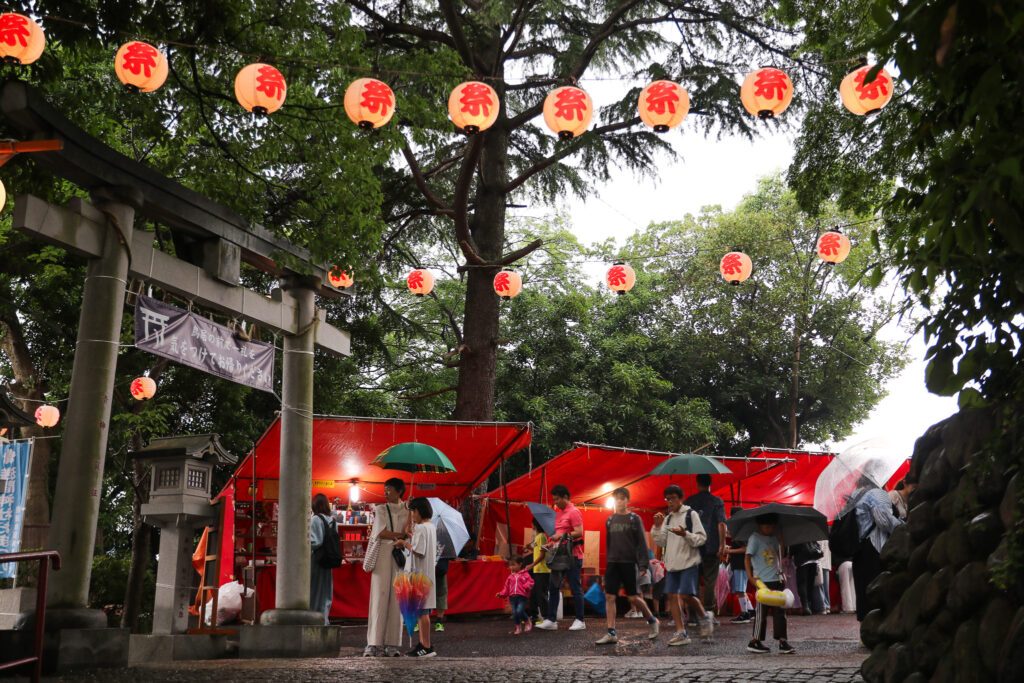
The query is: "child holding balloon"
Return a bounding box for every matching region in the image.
[744,513,794,655]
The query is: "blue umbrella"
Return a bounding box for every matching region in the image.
[426,497,469,558]
[526,501,556,537]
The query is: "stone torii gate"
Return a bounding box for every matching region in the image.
[1,79,344,641]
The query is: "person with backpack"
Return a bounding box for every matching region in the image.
[653,484,712,645]
[310,493,340,624]
[536,484,586,632]
[685,473,727,624]
[843,476,904,621]
[595,487,660,644]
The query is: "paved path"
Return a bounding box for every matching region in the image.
[47,613,868,682]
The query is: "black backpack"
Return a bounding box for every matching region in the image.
[828,490,869,563]
[314,514,343,569]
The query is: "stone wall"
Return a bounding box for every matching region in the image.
[859,407,1023,683]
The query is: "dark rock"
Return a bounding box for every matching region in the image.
[918,448,951,499]
[920,567,954,621]
[999,473,1018,530]
[987,537,1008,575]
[908,536,933,577]
[998,607,1024,683]
[926,531,948,571]
[952,477,984,519]
[880,524,912,571]
[947,561,990,619]
[879,572,928,642]
[861,642,888,683]
[974,460,1006,505]
[953,619,986,683]
[979,597,1015,668]
[943,523,971,569]
[930,652,955,683]
[883,642,913,683]
[907,500,936,542]
[913,620,948,676]
[932,607,957,636]
[902,673,926,683]
[862,608,886,649]
[936,491,958,526]
[866,571,893,615]
[966,510,1003,555]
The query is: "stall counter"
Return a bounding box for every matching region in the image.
[254,559,508,619]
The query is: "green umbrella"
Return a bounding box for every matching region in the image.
[371,442,456,474]
[648,453,732,476]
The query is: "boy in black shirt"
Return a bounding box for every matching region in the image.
[596,488,660,644]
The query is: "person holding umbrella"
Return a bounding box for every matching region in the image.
[744,513,795,655]
[364,478,410,658]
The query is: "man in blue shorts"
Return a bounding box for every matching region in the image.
[651,485,713,645]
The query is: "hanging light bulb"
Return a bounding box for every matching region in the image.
[605,497,615,510]
[349,480,360,504]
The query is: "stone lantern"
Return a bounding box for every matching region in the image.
[130,434,235,635]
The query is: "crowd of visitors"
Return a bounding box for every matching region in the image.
[302,467,912,657]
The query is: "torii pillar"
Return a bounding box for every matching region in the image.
[46,186,140,629]
[259,277,322,626]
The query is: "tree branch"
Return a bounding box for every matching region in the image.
[454,136,487,264]
[345,0,457,47]
[500,238,543,265]
[438,0,483,73]
[401,144,453,213]
[399,386,458,400]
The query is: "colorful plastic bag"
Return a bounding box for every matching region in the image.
[715,563,732,611]
[584,579,606,615]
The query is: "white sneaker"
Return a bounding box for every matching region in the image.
[568,619,587,631]
[624,609,642,618]
[595,633,617,644]
[699,613,714,638]
[648,619,660,639]
[536,619,558,630]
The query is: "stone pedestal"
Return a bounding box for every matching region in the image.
[0,588,35,629]
[151,522,206,635]
[239,624,341,658]
[0,627,130,674]
[128,633,231,663]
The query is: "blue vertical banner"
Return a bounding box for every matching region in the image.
[0,439,32,578]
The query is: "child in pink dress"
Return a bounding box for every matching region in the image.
[496,555,535,634]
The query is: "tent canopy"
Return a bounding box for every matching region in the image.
[228,415,532,505]
[486,443,826,510]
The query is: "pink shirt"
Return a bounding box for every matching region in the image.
[555,502,585,559]
[498,570,535,598]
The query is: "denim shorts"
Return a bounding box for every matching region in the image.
[731,568,749,593]
[664,565,699,596]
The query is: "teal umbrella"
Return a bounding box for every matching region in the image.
[370,442,456,498]
[648,453,732,476]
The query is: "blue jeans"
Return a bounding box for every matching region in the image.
[547,557,585,620]
[509,595,528,625]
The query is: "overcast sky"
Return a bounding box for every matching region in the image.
[548,108,958,462]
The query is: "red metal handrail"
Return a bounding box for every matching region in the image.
[0,550,62,683]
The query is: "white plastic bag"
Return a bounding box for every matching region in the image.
[204,580,254,626]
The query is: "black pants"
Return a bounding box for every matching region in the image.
[796,562,818,613]
[753,580,787,642]
[852,540,882,621]
[529,572,550,619]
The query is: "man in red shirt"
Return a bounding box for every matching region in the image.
[536,485,587,631]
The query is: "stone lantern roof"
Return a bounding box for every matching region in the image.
[0,389,35,430]
[129,433,237,465]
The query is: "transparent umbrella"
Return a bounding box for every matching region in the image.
[813,437,904,521]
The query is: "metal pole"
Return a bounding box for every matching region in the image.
[46,189,138,626]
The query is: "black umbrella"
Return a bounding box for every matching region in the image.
[726,503,828,546]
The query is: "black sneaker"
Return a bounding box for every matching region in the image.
[406,643,437,657]
[779,640,795,654]
[747,639,770,654]
[730,613,751,624]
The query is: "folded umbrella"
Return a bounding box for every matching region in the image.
[526,501,556,537]
[725,503,828,546]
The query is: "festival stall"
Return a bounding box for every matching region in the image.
[216,415,532,619]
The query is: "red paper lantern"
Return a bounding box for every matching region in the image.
[0,13,45,65]
[637,81,689,132]
[328,267,354,289]
[448,81,499,134]
[740,68,794,119]
[840,65,893,115]
[130,376,157,400]
[234,63,287,115]
[817,231,852,264]
[543,86,593,139]
[493,269,522,299]
[114,41,168,92]
[606,263,636,295]
[34,404,60,427]
[720,251,753,285]
[344,78,396,129]
[407,269,434,297]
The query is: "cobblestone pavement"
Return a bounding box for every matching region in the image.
[46,613,867,682]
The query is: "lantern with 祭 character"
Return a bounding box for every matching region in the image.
[114,41,168,92]
[493,269,522,299]
[0,13,45,65]
[817,230,852,264]
[130,376,157,400]
[34,405,59,427]
[606,262,636,295]
[235,63,287,115]
[328,267,354,289]
[740,67,793,119]
[720,251,752,285]
[448,81,499,134]
[543,86,592,139]
[840,64,893,115]
[638,81,689,132]
[345,78,396,129]
[407,269,434,297]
